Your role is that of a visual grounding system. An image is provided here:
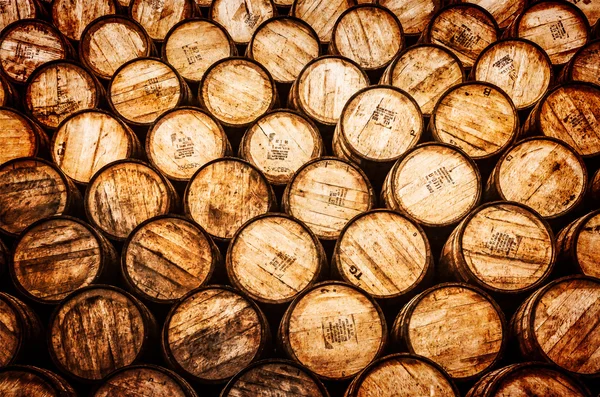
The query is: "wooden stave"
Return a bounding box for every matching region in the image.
[0,293,44,367]
[0,365,77,396]
[0,107,49,165]
[556,209,600,278]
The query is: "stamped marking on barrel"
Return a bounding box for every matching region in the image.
[182,43,202,65]
[370,105,397,129]
[328,187,348,206]
[322,315,358,349]
[267,136,290,162]
[451,24,481,49]
[425,167,455,193]
[549,20,569,40]
[492,55,517,81]
[267,251,296,279]
[484,232,523,257]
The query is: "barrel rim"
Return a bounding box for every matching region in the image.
[51,0,118,42]
[0,364,73,393]
[0,106,44,159]
[0,293,28,366]
[208,0,277,45]
[561,38,600,85]
[128,0,200,42]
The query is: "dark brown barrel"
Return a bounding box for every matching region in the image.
[80,16,155,81]
[419,4,499,69]
[391,282,506,381]
[511,275,600,377]
[282,157,376,240]
[93,365,198,397]
[226,213,327,305]
[485,137,587,219]
[220,359,329,397]
[379,44,465,118]
[472,38,554,112]
[146,107,231,182]
[0,107,48,166]
[559,39,600,86]
[209,0,275,46]
[0,74,18,107]
[122,215,221,304]
[49,285,156,381]
[523,82,600,158]
[0,0,45,32]
[440,201,555,295]
[0,19,72,84]
[109,57,192,127]
[51,0,117,42]
[0,293,43,367]
[11,216,117,304]
[162,18,236,85]
[162,285,271,384]
[430,82,518,160]
[458,0,526,29]
[591,168,600,201]
[0,157,81,237]
[333,209,432,301]
[568,0,599,28]
[291,0,356,44]
[466,362,591,397]
[130,0,197,42]
[0,366,76,396]
[556,209,600,279]
[345,353,459,397]
[85,159,179,241]
[376,0,442,38]
[246,16,320,84]
[504,0,590,66]
[238,110,324,186]
[278,281,387,381]
[24,60,104,130]
[184,157,276,241]
[0,239,7,276]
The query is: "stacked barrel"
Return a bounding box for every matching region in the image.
[0,0,599,396]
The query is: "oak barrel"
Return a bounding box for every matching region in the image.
[0,0,44,32]
[559,39,600,86]
[485,137,587,219]
[458,0,526,30]
[11,216,117,304]
[49,285,156,381]
[556,209,600,279]
[291,0,356,44]
[282,157,376,240]
[209,0,275,46]
[51,0,116,42]
[130,0,197,42]
[162,285,271,383]
[332,209,432,300]
[392,282,506,380]
[376,0,442,37]
[184,157,276,241]
[0,293,42,367]
[0,366,76,396]
[85,159,179,241]
[0,107,48,166]
[278,281,387,381]
[122,215,221,303]
[0,157,81,237]
[591,168,600,201]
[146,106,231,182]
[0,74,18,107]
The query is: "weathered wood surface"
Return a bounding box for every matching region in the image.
[0,0,41,32]
[591,169,600,201]
[279,281,386,380]
[559,39,600,86]
[0,107,47,166]
[0,294,42,367]
[130,0,197,41]
[557,210,600,279]
[0,366,77,397]
[51,0,116,41]
[291,0,356,44]
[210,0,275,45]
[566,0,600,27]
[376,0,441,37]
[459,0,525,29]
[122,215,219,303]
[163,286,270,383]
[0,74,17,107]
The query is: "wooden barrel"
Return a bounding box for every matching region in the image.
[332,209,432,300]
[0,366,76,396]
[221,359,329,397]
[49,285,156,381]
[247,16,320,84]
[0,293,42,366]
[345,353,459,397]
[0,157,81,237]
[162,285,271,383]
[226,213,326,305]
[130,0,197,42]
[122,215,221,304]
[289,55,369,127]
[466,362,591,397]
[146,107,231,182]
[184,158,276,241]
[53,109,141,184]
[440,201,555,295]
[85,159,179,241]
[0,107,48,166]
[162,19,236,85]
[0,19,71,84]
[556,210,600,279]
[381,143,481,228]
[379,44,465,118]
[0,0,44,32]
[238,110,323,186]
[420,4,499,69]
[485,137,587,219]
[210,0,275,46]
[505,0,590,66]
[458,0,525,30]
[511,275,600,377]
[282,157,376,240]
[279,281,386,381]
[51,0,116,42]
[93,365,198,397]
[568,0,600,27]
[559,39,600,86]
[109,57,192,127]
[291,0,356,44]
[0,74,18,107]
[472,38,554,112]
[329,5,404,71]
[376,0,442,38]
[199,57,278,128]
[80,16,155,81]
[11,216,117,304]
[430,81,518,160]
[523,82,600,158]
[392,282,506,381]
[591,168,600,201]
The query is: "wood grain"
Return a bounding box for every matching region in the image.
[0,107,48,166]
[560,39,600,86]
[52,0,116,41]
[291,0,356,44]
[556,210,600,278]
[460,0,525,29]
[130,0,196,41]
[0,366,76,397]
[377,0,441,36]
[210,0,275,45]
[0,294,42,367]
[0,0,39,32]
[566,0,600,27]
